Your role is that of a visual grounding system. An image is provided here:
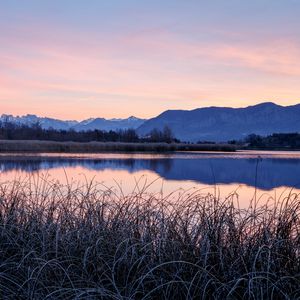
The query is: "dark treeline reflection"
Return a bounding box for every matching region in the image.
[0,156,300,190]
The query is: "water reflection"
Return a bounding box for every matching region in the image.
[0,152,300,190]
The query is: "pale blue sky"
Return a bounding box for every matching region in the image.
[0,0,300,119]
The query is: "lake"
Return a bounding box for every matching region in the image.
[0,150,300,207]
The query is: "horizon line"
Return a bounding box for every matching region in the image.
[1,100,300,122]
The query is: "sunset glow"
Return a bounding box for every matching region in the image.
[1,0,300,120]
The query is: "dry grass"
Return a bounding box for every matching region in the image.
[0,140,236,153]
[0,176,299,299]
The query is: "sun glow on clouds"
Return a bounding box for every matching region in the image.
[0,1,300,119]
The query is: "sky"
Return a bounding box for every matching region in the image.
[0,0,300,120]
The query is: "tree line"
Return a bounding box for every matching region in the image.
[0,121,178,143]
[227,133,300,149]
[244,133,300,149]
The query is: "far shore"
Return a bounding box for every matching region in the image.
[0,140,237,153]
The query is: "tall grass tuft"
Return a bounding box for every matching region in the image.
[0,176,299,299]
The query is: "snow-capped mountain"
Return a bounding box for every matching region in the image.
[0,114,77,130]
[73,116,145,131]
[0,114,146,132]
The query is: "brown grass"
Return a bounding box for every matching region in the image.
[0,140,236,153]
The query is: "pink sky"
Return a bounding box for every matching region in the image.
[1,1,300,120]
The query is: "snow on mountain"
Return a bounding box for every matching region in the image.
[0,114,146,132]
[0,114,77,130]
[73,116,146,131]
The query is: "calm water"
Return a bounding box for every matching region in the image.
[0,151,300,206]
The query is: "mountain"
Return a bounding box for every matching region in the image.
[0,114,146,132]
[73,116,145,131]
[2,102,300,141]
[137,102,300,142]
[0,114,77,130]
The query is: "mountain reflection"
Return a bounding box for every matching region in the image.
[0,155,300,190]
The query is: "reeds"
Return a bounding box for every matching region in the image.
[0,176,299,299]
[0,140,236,153]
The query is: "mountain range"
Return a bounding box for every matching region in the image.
[0,114,145,132]
[1,102,300,142]
[138,102,300,142]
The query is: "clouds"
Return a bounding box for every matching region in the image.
[0,1,299,119]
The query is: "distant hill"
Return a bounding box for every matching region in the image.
[137,102,300,142]
[73,116,145,131]
[0,114,146,132]
[2,102,300,141]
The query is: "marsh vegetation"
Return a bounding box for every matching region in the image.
[0,140,236,153]
[0,176,299,299]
